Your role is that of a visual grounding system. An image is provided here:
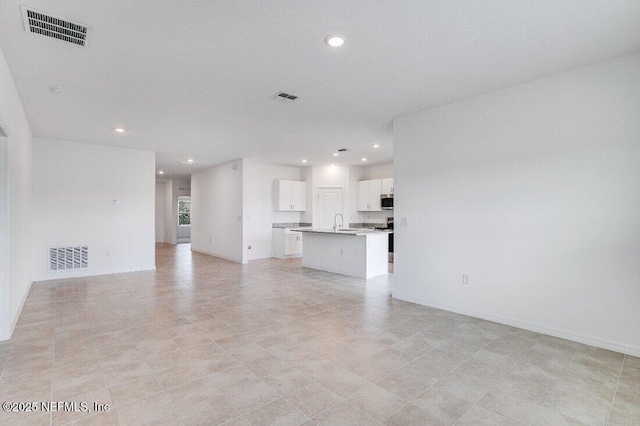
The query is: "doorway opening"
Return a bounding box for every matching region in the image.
[177,196,191,244]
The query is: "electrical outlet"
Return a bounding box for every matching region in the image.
[462,274,469,285]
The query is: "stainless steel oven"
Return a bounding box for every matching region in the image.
[381,194,393,210]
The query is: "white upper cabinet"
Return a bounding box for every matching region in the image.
[369,179,382,211]
[381,178,394,194]
[274,180,306,211]
[292,181,306,211]
[357,180,370,211]
[357,179,383,211]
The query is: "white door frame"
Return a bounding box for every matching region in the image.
[315,186,345,229]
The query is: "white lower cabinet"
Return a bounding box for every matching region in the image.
[273,228,303,259]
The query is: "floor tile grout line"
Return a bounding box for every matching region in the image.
[536,343,585,425]
[379,328,541,425]
[86,291,121,426]
[352,327,491,425]
[604,354,625,426]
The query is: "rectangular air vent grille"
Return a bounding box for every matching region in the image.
[21,6,92,47]
[48,246,89,272]
[269,91,299,103]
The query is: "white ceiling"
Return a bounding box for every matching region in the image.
[1,1,639,176]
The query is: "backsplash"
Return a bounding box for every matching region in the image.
[272,222,312,228]
[349,223,388,229]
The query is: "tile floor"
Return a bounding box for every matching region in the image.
[0,243,638,425]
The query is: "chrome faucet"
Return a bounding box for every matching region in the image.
[333,214,344,232]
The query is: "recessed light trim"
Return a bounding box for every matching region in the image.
[158,170,164,175]
[301,159,307,163]
[361,158,367,162]
[114,128,125,133]
[187,158,194,163]
[324,34,345,47]
[333,152,339,157]
[373,144,380,148]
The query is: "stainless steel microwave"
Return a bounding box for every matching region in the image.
[381,194,394,210]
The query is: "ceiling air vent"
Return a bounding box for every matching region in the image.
[21,6,92,47]
[269,91,299,103]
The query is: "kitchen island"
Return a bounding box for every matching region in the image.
[298,229,390,279]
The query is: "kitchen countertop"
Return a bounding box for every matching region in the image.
[296,228,392,236]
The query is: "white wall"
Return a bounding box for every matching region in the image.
[393,52,640,356]
[0,44,33,341]
[364,163,394,180]
[155,181,165,242]
[191,159,244,263]
[32,138,156,281]
[244,161,302,260]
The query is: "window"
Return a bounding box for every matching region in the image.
[178,199,191,226]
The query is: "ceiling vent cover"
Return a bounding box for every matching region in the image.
[48,246,89,272]
[269,91,299,103]
[21,6,92,47]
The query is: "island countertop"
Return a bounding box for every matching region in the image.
[296,228,392,236]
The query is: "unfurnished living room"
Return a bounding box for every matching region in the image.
[1,1,639,425]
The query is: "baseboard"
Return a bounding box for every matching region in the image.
[393,292,640,357]
[4,279,33,341]
[191,248,245,264]
[34,265,156,282]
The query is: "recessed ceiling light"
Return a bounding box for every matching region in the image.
[301,159,307,163]
[324,34,345,47]
[114,128,126,133]
[187,158,194,163]
[373,144,380,148]
[361,158,367,162]
[158,170,164,175]
[51,86,66,94]
[333,152,339,156]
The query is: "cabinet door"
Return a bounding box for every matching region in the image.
[278,180,293,211]
[296,233,303,254]
[381,178,394,194]
[357,181,370,211]
[293,181,306,211]
[369,179,382,211]
[284,234,298,255]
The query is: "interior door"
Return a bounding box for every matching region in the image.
[317,187,344,229]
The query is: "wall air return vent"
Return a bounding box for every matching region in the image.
[21,6,92,47]
[269,91,299,103]
[48,246,89,272]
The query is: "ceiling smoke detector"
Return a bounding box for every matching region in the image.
[21,6,92,47]
[269,91,299,103]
